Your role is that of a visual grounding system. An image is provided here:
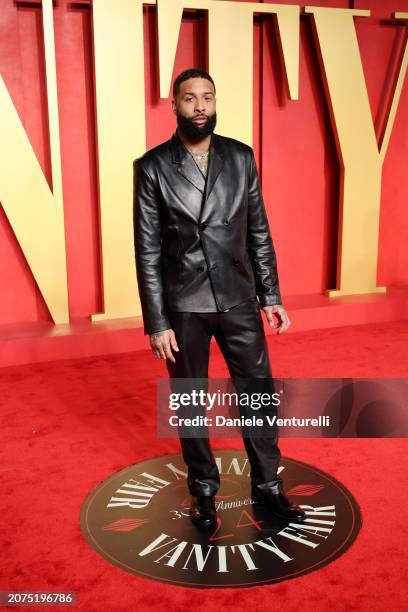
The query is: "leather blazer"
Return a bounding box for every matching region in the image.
[133,129,282,335]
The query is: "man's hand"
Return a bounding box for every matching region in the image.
[262,305,291,335]
[149,328,180,362]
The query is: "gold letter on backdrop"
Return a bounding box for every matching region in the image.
[157,0,300,146]
[305,6,408,297]
[0,0,69,323]
[91,0,154,322]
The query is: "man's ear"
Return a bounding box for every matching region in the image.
[171,100,176,114]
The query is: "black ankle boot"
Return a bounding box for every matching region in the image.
[251,479,306,522]
[190,495,217,528]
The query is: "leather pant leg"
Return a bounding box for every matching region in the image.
[213,299,282,484]
[165,311,221,496]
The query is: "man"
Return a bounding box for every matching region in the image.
[134,67,305,528]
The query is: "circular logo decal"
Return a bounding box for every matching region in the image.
[80,450,361,588]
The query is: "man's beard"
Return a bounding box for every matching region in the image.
[176,111,217,140]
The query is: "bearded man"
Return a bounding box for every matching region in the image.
[133,67,305,528]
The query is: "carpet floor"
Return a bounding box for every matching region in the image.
[1,320,407,611]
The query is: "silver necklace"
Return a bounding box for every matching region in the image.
[190,150,209,159]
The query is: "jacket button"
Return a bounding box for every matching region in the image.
[209,263,217,270]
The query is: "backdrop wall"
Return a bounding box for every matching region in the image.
[0,0,407,327]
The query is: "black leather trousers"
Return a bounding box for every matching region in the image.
[165,298,281,496]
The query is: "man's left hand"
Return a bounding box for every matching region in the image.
[262,304,291,334]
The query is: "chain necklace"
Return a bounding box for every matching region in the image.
[191,150,209,159]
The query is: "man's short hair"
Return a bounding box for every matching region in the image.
[173,68,216,97]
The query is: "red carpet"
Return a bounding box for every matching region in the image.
[1,320,407,611]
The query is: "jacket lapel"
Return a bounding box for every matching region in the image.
[201,134,224,217]
[170,131,206,194]
[199,134,224,223]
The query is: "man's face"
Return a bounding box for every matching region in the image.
[172,77,217,140]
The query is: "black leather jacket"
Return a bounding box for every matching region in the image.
[133,130,282,335]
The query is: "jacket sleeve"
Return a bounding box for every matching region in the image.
[247,149,282,307]
[133,158,171,335]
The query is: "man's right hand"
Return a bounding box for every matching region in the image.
[149,329,179,363]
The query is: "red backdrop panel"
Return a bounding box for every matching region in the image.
[0,0,407,326]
